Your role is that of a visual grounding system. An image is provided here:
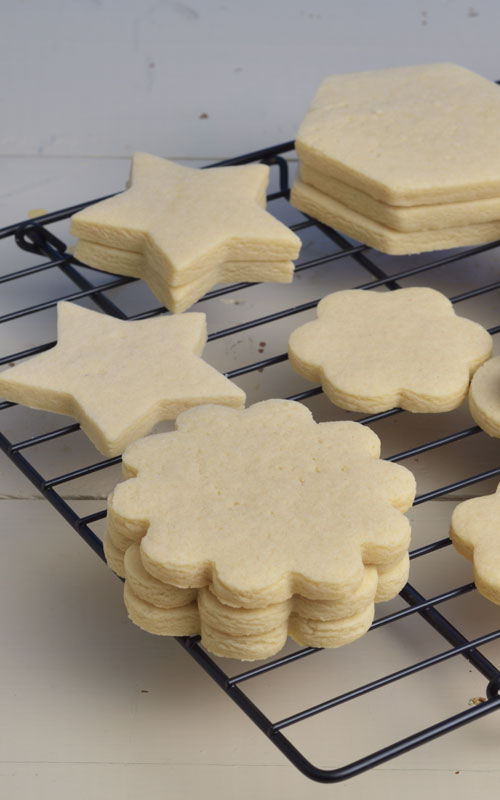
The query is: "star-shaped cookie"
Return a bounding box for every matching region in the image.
[73,238,294,313]
[0,302,245,456]
[288,287,492,413]
[70,153,301,287]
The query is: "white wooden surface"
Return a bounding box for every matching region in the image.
[2,3,500,798]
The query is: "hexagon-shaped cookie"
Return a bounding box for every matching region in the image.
[295,63,500,206]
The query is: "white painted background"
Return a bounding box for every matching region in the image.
[1,0,500,160]
[2,2,500,799]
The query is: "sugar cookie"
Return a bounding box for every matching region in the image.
[288,287,492,413]
[0,302,245,456]
[295,63,500,206]
[299,163,500,233]
[469,356,500,438]
[290,177,500,256]
[450,484,500,605]
[70,154,301,303]
[107,399,415,609]
[74,238,294,313]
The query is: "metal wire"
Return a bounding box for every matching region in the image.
[2,141,500,783]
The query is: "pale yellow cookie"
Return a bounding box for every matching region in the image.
[70,153,301,286]
[299,163,500,233]
[289,604,375,649]
[374,553,409,602]
[123,583,200,636]
[288,287,492,413]
[123,581,376,659]
[450,484,500,605]
[290,177,500,255]
[296,63,500,205]
[102,529,126,576]
[107,399,415,611]
[74,238,294,313]
[109,534,408,620]
[199,620,288,661]
[197,586,291,637]
[0,303,245,456]
[124,545,197,609]
[469,356,500,438]
[119,542,409,660]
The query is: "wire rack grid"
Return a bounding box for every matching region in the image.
[2,142,500,784]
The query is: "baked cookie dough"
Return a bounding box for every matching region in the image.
[299,163,500,233]
[74,238,294,314]
[120,548,409,660]
[0,302,245,456]
[288,287,492,413]
[469,356,500,438]
[295,63,500,206]
[70,153,301,311]
[450,484,500,605]
[290,177,500,256]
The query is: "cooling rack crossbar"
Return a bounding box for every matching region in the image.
[270,626,500,732]
[2,141,500,783]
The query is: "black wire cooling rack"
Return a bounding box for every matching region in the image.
[2,142,500,783]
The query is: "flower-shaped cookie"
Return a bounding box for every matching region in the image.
[107,399,416,610]
[450,483,500,605]
[469,356,500,438]
[288,287,492,414]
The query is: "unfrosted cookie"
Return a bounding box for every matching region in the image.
[469,356,500,438]
[123,583,200,636]
[295,63,500,205]
[288,287,492,413]
[107,399,415,610]
[70,153,301,287]
[124,545,197,609]
[450,484,500,605]
[109,531,408,614]
[288,604,375,649]
[74,238,293,313]
[299,163,500,233]
[0,302,245,456]
[290,177,500,255]
[123,579,376,659]
[119,545,408,623]
[198,619,288,661]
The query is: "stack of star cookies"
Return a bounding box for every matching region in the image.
[291,63,500,255]
[71,153,301,313]
[103,400,416,660]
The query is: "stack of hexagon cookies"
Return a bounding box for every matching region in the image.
[103,399,416,660]
[291,63,500,254]
[71,153,301,313]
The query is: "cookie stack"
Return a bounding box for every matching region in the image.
[71,153,301,313]
[103,400,416,660]
[291,63,500,255]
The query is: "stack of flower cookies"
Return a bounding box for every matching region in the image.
[71,153,301,313]
[291,63,500,254]
[103,400,416,660]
